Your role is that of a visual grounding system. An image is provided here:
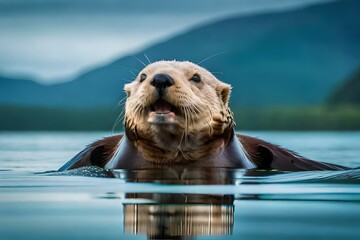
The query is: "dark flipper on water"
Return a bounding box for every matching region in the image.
[58,135,122,171]
[237,134,350,171]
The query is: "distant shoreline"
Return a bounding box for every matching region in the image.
[1,105,359,131]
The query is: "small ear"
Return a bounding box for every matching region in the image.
[124,83,132,97]
[216,83,232,106]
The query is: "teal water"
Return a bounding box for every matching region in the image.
[0,131,360,240]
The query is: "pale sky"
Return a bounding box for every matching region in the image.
[0,0,330,83]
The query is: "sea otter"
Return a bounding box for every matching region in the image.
[59,60,348,171]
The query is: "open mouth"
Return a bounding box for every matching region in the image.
[150,99,176,114]
[148,99,178,124]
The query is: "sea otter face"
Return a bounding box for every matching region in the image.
[124,61,233,157]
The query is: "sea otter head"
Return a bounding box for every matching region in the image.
[124,60,234,163]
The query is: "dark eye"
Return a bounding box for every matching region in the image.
[140,73,147,82]
[190,73,201,83]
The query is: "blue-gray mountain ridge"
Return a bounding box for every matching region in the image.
[1,0,359,109]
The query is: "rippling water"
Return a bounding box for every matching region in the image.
[0,131,360,240]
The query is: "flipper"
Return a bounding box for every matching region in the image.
[237,134,349,171]
[58,134,122,171]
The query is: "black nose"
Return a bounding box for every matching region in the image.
[150,73,174,94]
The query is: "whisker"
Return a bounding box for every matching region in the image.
[197,51,226,65]
[210,71,224,76]
[112,107,126,134]
[118,65,140,72]
[133,56,147,67]
[133,102,144,116]
[188,102,202,116]
[112,96,127,110]
[144,53,152,64]
[186,106,197,126]
[129,70,137,78]
[183,107,191,149]
[177,131,185,151]
[171,129,185,161]
[117,96,127,107]
[207,108,214,135]
[120,78,134,83]
[112,116,122,133]
[119,111,126,125]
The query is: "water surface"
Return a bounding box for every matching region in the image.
[0,131,359,240]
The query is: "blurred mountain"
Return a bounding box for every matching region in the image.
[1,0,360,108]
[327,66,360,106]
[0,76,45,105]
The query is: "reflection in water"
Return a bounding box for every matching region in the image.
[112,168,246,239]
[124,194,234,238]
[52,167,360,239]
